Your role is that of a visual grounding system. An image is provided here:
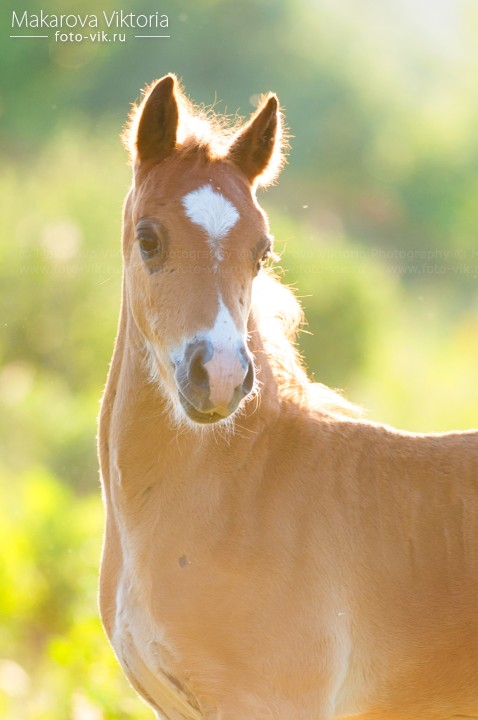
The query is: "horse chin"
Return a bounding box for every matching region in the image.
[178,392,237,425]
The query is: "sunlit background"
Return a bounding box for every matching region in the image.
[1,0,478,717]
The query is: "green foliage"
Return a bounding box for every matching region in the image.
[268,209,395,389]
[0,466,151,719]
[0,130,127,491]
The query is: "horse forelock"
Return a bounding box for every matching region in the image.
[123,79,235,161]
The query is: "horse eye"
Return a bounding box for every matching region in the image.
[139,233,159,257]
[136,220,163,261]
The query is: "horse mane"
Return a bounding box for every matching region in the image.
[252,272,362,420]
[122,75,286,186]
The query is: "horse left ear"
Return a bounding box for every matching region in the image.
[135,74,179,165]
[228,94,281,185]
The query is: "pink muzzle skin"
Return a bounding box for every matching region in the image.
[174,339,255,423]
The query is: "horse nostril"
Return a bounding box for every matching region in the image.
[242,359,255,395]
[187,343,211,390]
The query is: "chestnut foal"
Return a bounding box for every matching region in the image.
[98,74,478,719]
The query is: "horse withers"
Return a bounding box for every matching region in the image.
[98,74,478,719]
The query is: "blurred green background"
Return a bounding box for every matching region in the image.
[1,0,478,717]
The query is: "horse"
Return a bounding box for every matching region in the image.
[98,74,478,720]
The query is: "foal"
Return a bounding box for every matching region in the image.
[98,74,478,719]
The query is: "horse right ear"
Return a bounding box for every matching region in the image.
[134,74,179,165]
[228,94,282,186]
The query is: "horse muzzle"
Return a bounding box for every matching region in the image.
[174,338,255,424]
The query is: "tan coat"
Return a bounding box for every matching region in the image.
[98,75,478,720]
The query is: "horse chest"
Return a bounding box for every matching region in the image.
[108,501,360,720]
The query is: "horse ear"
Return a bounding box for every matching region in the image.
[228,94,281,185]
[135,74,179,164]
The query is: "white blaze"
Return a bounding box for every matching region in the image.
[182,184,240,259]
[206,295,242,348]
[203,296,247,409]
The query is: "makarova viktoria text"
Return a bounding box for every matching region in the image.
[11,10,169,29]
